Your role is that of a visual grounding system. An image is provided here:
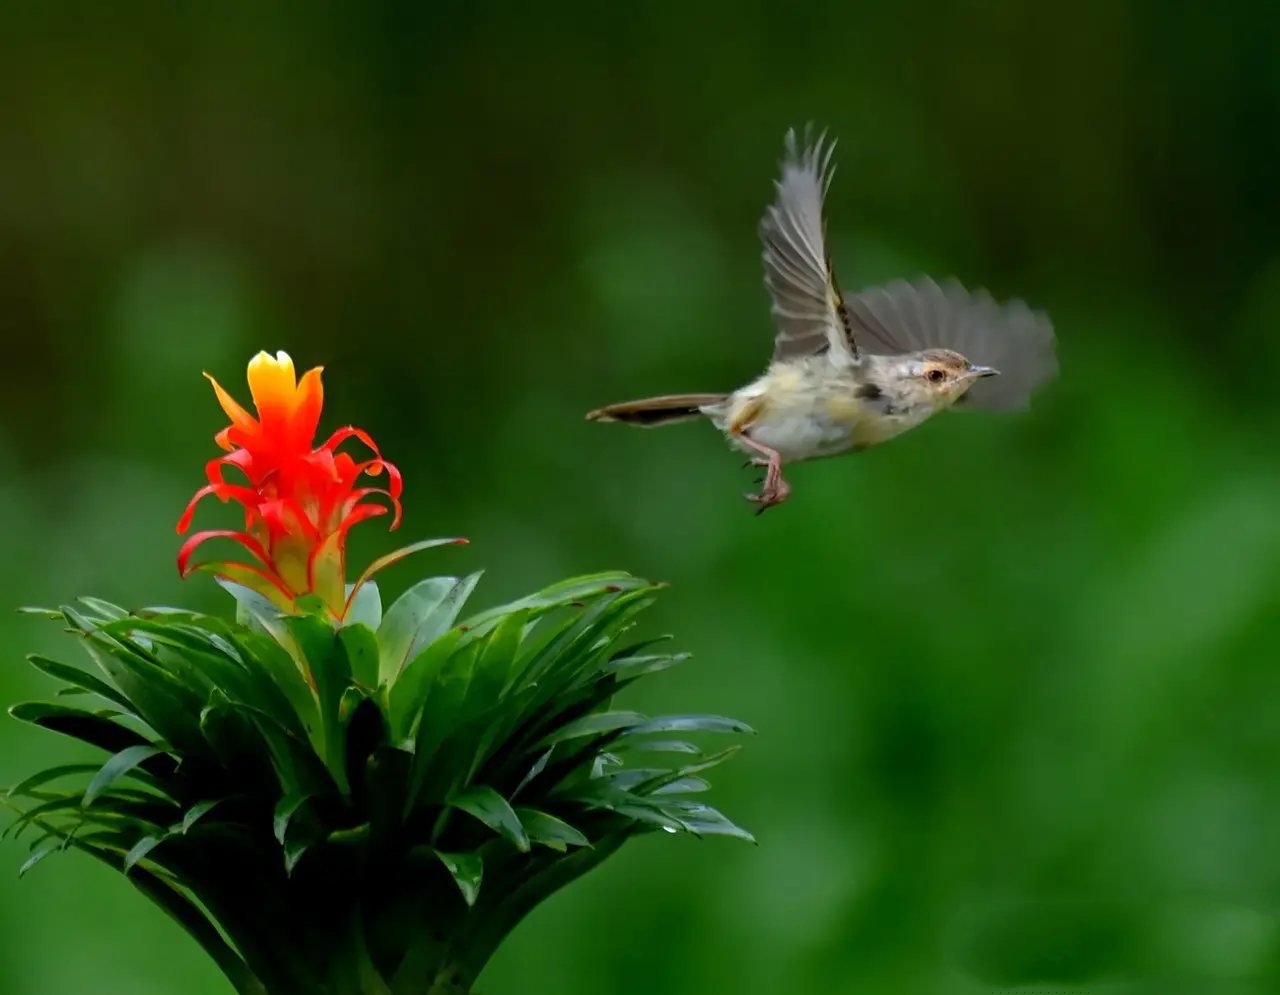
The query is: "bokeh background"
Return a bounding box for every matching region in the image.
[2,3,1280,993]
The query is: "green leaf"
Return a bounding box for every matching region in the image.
[236,631,318,742]
[379,573,483,683]
[388,627,466,741]
[273,794,313,845]
[513,808,590,851]
[9,764,103,797]
[9,703,167,769]
[18,845,56,878]
[83,746,166,808]
[603,652,690,680]
[17,605,62,619]
[343,580,382,631]
[406,642,481,809]
[26,654,134,712]
[285,615,350,789]
[340,623,381,691]
[77,597,129,622]
[179,800,224,834]
[655,799,756,843]
[613,737,702,756]
[67,619,206,755]
[217,578,289,643]
[457,572,653,638]
[630,714,755,736]
[432,849,483,906]
[448,786,529,852]
[467,608,528,709]
[651,776,711,795]
[345,538,468,618]
[123,834,166,873]
[536,711,647,748]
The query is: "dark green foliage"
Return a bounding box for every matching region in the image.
[6,569,751,995]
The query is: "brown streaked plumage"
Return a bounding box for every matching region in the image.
[586,127,1058,513]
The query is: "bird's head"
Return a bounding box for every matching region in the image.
[884,348,1000,410]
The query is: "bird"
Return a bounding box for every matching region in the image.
[585,128,1058,514]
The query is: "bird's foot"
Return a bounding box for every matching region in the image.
[744,470,791,515]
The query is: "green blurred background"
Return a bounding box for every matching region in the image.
[3,3,1280,993]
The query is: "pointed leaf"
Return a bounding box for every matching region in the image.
[343,580,382,631]
[285,615,350,788]
[536,711,647,748]
[514,808,590,851]
[83,746,166,808]
[26,654,134,711]
[448,786,529,852]
[432,849,483,905]
[9,764,103,798]
[630,714,755,736]
[18,846,56,878]
[603,652,690,680]
[274,794,313,845]
[217,578,289,643]
[388,627,466,741]
[345,538,468,617]
[77,597,129,622]
[614,737,702,756]
[9,703,167,769]
[123,834,166,873]
[340,623,381,691]
[180,800,224,834]
[379,573,482,683]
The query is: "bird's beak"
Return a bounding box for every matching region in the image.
[966,365,1000,379]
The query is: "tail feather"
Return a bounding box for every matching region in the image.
[585,393,727,427]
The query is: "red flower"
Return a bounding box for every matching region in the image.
[177,351,403,619]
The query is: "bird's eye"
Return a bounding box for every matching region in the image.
[927,369,946,383]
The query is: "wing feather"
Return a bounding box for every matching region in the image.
[845,277,1057,410]
[760,128,856,363]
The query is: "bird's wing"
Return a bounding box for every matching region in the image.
[760,129,858,364]
[845,277,1057,410]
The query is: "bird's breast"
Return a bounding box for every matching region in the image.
[715,366,936,462]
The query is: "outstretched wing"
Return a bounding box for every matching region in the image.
[845,277,1057,410]
[759,129,857,364]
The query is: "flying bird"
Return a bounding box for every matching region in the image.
[586,129,1058,513]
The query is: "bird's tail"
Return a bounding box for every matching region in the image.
[585,393,728,427]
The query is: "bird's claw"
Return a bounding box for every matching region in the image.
[743,479,791,515]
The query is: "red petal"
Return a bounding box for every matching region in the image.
[177,529,275,577]
[344,487,403,529]
[320,426,381,457]
[177,485,217,534]
[291,366,324,450]
[186,559,296,605]
[206,449,255,487]
[204,372,260,436]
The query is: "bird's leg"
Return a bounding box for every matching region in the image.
[734,434,790,514]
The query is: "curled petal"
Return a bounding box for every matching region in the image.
[337,503,389,534]
[206,449,255,487]
[320,426,381,458]
[177,529,275,577]
[177,485,217,534]
[351,457,402,497]
[345,486,403,529]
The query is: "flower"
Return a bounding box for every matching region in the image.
[177,350,403,619]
